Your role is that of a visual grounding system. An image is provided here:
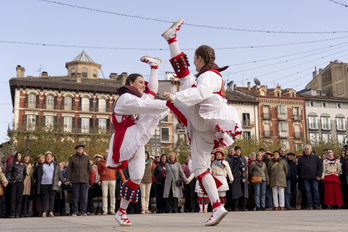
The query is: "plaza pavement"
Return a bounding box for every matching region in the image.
[0,210,346,232]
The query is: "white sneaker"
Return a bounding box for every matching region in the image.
[114,208,132,226]
[205,205,228,226]
[140,56,162,68]
[161,18,184,42]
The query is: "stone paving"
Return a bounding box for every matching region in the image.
[0,210,346,232]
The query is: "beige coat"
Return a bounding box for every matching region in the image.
[23,163,33,195]
[0,168,8,185]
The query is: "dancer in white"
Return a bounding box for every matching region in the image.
[162,19,242,226]
[107,56,169,226]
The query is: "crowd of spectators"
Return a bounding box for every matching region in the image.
[1,144,348,218]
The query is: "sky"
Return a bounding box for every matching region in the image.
[0,0,348,144]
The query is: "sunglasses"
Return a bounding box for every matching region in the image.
[155,156,160,158]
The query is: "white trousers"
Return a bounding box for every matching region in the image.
[272,186,285,207]
[102,180,116,213]
[139,183,152,211]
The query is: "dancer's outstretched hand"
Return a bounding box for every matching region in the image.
[163,92,173,102]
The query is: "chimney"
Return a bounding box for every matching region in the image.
[247,82,251,91]
[76,72,82,83]
[109,73,117,80]
[229,81,234,92]
[117,72,127,86]
[233,84,237,90]
[277,83,282,89]
[16,65,25,78]
[335,60,339,63]
[42,71,48,77]
[319,68,323,73]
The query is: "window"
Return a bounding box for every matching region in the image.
[161,128,169,141]
[280,140,290,150]
[337,103,341,109]
[309,132,319,143]
[27,114,36,129]
[336,118,345,131]
[337,134,345,144]
[82,67,87,78]
[64,97,72,110]
[309,101,314,107]
[28,94,36,108]
[264,123,272,137]
[263,105,270,119]
[322,134,331,143]
[243,131,251,139]
[308,116,318,129]
[99,99,106,112]
[82,98,89,111]
[99,118,107,131]
[321,117,331,130]
[276,92,280,97]
[278,121,289,138]
[242,113,250,126]
[291,92,295,97]
[322,102,326,108]
[93,69,97,78]
[45,115,54,129]
[64,117,72,132]
[260,90,266,96]
[81,118,89,133]
[71,68,76,76]
[277,105,287,120]
[46,96,54,109]
[293,107,300,120]
[294,124,301,138]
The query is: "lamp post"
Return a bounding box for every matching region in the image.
[26,127,30,154]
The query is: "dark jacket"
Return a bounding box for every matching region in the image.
[297,151,323,180]
[33,162,64,194]
[154,163,165,185]
[228,156,248,199]
[287,159,297,184]
[6,162,26,183]
[268,159,288,188]
[281,156,291,180]
[263,156,270,167]
[342,160,348,176]
[66,154,91,184]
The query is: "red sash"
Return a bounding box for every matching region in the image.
[111,110,136,169]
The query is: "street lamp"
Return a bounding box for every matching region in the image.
[26,127,30,154]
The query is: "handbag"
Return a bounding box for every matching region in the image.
[251,163,263,184]
[169,164,183,187]
[0,184,4,197]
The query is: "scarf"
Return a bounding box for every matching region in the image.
[145,160,150,166]
[327,156,336,165]
[45,161,53,166]
[168,161,175,165]
[213,159,226,169]
[116,85,142,98]
[303,151,312,157]
[255,160,264,168]
[24,161,30,167]
[75,152,85,157]
[273,157,281,162]
[161,163,166,178]
[234,155,246,181]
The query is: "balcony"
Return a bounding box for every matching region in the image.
[293,114,302,121]
[242,121,255,128]
[263,130,273,137]
[263,113,272,120]
[294,132,304,139]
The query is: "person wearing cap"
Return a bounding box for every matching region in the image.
[263,150,273,210]
[286,152,297,209]
[66,144,91,216]
[92,154,103,215]
[210,149,233,208]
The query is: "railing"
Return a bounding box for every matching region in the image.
[294,132,304,139]
[242,121,255,127]
[293,115,302,121]
[263,113,272,120]
[263,130,273,137]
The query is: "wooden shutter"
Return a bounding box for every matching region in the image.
[22,115,27,130]
[107,118,111,133]
[54,96,58,109]
[72,97,75,110]
[96,118,99,133]
[61,96,65,110]
[72,116,76,133]
[77,117,81,133]
[79,97,82,111]
[96,98,99,112]
[43,95,47,109]
[41,116,46,130]
[36,115,40,130]
[36,95,40,108]
[90,98,94,112]
[106,99,110,112]
[90,117,93,133]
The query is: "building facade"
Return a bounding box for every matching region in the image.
[306,60,348,98]
[236,82,307,151]
[299,89,348,145]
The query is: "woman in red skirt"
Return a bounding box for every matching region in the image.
[322,149,343,209]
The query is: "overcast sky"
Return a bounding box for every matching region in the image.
[1,0,347,144]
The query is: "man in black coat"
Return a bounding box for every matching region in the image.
[286,152,297,209]
[228,146,248,211]
[263,150,272,209]
[297,145,323,210]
